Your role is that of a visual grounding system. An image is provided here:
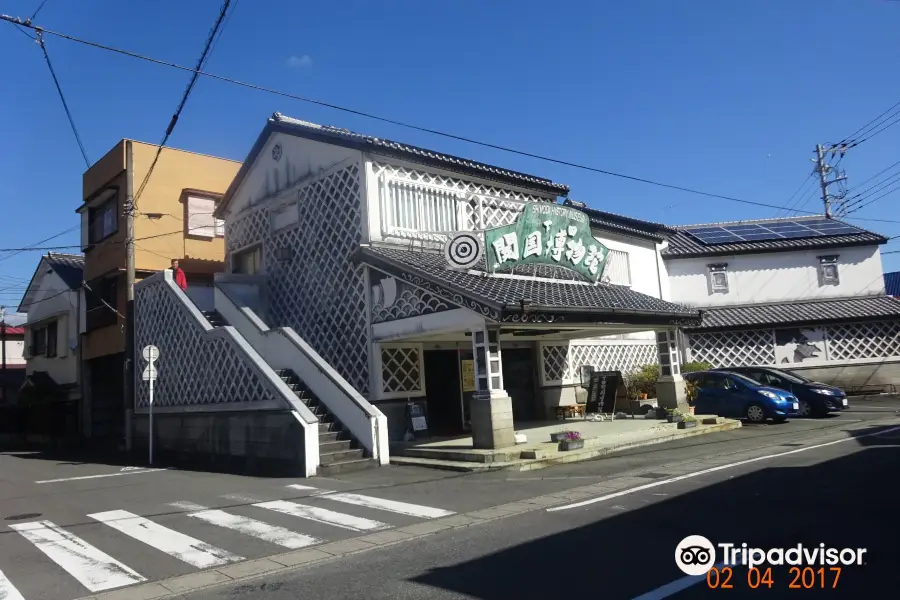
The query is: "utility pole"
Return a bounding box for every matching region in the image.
[1,306,7,405]
[814,143,848,218]
[124,140,135,452]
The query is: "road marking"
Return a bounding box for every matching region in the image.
[254,500,389,532]
[35,468,168,484]
[287,484,333,495]
[188,510,321,549]
[222,493,266,503]
[631,564,724,599]
[169,501,208,511]
[0,568,26,600]
[549,425,900,512]
[88,510,244,568]
[10,520,146,592]
[323,493,455,519]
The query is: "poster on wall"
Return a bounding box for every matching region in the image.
[461,360,476,392]
[774,327,826,364]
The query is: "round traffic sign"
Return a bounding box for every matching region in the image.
[142,345,160,362]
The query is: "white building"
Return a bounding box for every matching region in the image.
[663,217,900,391]
[133,113,700,477]
[18,253,85,405]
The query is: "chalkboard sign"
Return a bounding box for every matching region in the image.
[586,370,621,414]
[406,401,429,438]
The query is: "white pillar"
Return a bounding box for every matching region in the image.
[655,329,688,410]
[469,326,514,449]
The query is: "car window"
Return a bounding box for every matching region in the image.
[763,373,786,387]
[770,369,808,384]
[741,370,767,384]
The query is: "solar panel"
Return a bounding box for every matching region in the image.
[684,219,864,246]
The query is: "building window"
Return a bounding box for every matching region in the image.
[818,255,839,286]
[46,321,58,357]
[708,263,729,294]
[86,276,119,331]
[30,327,46,356]
[232,245,263,275]
[88,197,118,243]
[602,249,632,286]
[186,195,225,239]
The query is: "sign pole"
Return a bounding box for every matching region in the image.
[148,376,154,466]
[141,344,159,467]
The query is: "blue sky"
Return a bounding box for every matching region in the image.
[2,0,899,316]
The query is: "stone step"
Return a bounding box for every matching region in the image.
[320,448,364,465]
[318,430,345,443]
[319,439,353,453]
[317,458,378,476]
[389,456,516,472]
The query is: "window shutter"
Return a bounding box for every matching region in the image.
[80,211,90,249]
[187,196,216,238]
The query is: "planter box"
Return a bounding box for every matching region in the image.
[677,420,698,430]
[550,432,570,443]
[558,439,585,451]
[666,415,684,424]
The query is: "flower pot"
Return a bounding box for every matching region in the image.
[550,432,569,443]
[666,415,684,424]
[678,420,697,430]
[558,439,584,451]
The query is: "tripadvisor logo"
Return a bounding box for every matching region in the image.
[675,535,867,575]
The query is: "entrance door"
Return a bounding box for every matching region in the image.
[423,350,463,435]
[501,348,538,423]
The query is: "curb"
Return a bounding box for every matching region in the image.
[75,416,894,600]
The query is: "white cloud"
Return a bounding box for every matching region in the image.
[286,54,313,69]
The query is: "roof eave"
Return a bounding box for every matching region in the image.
[662,237,886,259]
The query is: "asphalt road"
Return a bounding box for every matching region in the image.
[1,397,898,600]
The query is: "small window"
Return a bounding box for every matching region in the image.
[271,202,299,232]
[232,245,263,275]
[602,249,632,286]
[30,328,46,357]
[708,264,729,294]
[186,196,224,239]
[818,255,839,286]
[88,197,118,243]
[46,321,58,358]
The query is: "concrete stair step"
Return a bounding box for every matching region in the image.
[317,458,377,476]
[320,448,364,465]
[390,456,519,472]
[319,440,353,453]
[318,431,345,442]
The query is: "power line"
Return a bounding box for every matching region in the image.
[834,99,900,147]
[36,31,90,167]
[0,224,80,264]
[0,13,855,218]
[844,182,900,216]
[30,0,50,20]
[132,0,231,211]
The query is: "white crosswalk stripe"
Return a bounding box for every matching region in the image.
[188,509,321,549]
[0,568,26,600]
[254,500,388,531]
[286,483,333,495]
[322,492,456,519]
[9,520,146,592]
[88,510,244,569]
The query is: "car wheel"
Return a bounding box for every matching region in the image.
[798,400,813,418]
[745,403,767,423]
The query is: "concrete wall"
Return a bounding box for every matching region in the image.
[133,410,307,475]
[666,245,886,307]
[787,359,900,392]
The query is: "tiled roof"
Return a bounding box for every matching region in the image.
[45,253,84,290]
[685,295,900,330]
[1,325,24,336]
[354,245,700,326]
[563,200,677,241]
[662,216,887,259]
[885,271,900,297]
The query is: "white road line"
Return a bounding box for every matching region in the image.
[168,501,208,511]
[35,468,168,484]
[9,520,146,592]
[88,510,244,568]
[0,568,26,600]
[323,493,455,519]
[188,510,321,549]
[549,425,900,512]
[286,484,333,495]
[222,493,265,503]
[254,500,388,531]
[631,565,724,600]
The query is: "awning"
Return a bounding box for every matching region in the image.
[684,295,900,331]
[353,245,701,327]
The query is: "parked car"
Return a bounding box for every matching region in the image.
[711,366,848,418]
[684,370,800,423]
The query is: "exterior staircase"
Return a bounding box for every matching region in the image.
[276,369,377,475]
[202,310,228,327]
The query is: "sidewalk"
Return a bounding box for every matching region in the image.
[391,415,742,472]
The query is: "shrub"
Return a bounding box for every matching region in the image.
[681,361,713,373]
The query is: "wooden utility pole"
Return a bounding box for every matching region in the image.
[814,144,848,218]
[124,140,135,451]
[1,306,7,405]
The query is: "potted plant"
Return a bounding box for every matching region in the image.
[557,431,584,451]
[678,415,698,430]
[550,430,571,443]
[665,408,684,424]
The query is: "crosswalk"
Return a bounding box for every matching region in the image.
[0,484,455,600]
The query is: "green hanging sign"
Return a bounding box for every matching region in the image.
[483,203,609,283]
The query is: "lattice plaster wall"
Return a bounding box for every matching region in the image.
[374,162,550,243]
[377,344,425,399]
[226,161,371,394]
[134,277,279,410]
[541,342,658,386]
[370,272,453,324]
[687,321,900,366]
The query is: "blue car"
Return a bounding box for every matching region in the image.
[711,366,847,418]
[685,370,800,423]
